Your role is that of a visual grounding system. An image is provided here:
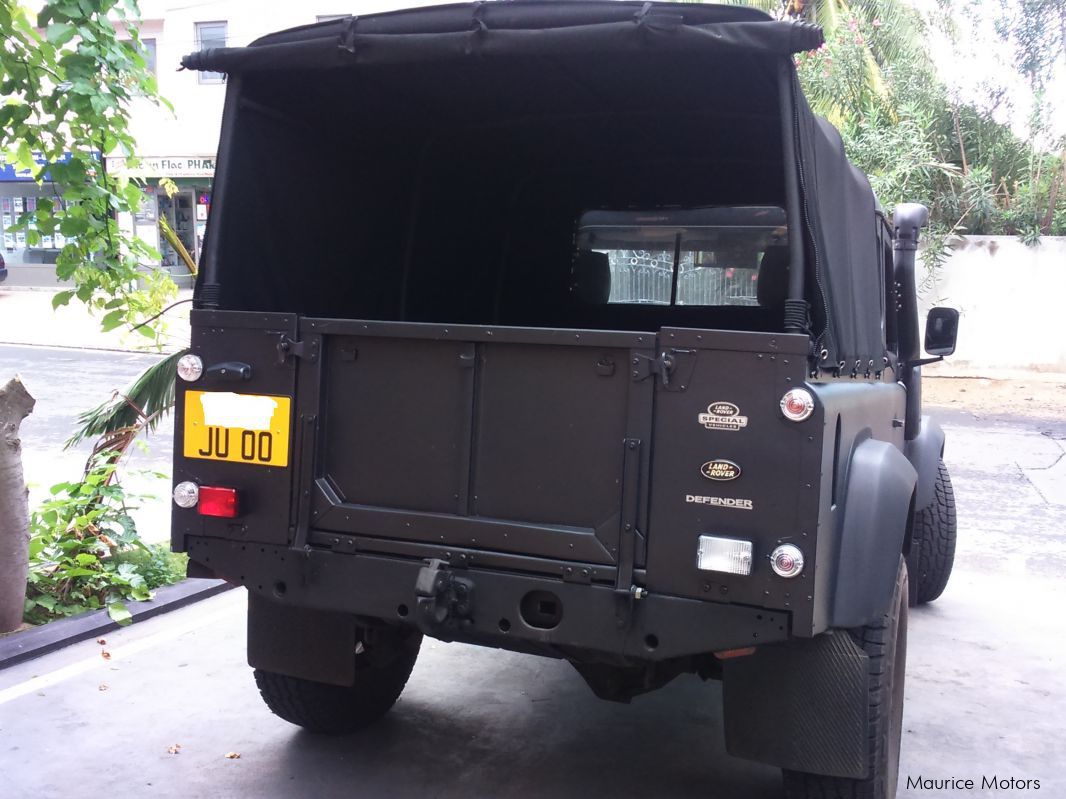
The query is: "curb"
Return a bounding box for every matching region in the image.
[0,578,233,670]
[0,339,185,356]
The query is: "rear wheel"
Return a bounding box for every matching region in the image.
[906,459,957,605]
[782,559,908,799]
[254,627,421,734]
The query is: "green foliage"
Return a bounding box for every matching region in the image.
[794,1,918,124]
[995,0,1066,92]
[785,1,1066,244]
[65,349,183,449]
[0,0,175,341]
[112,544,188,591]
[22,456,181,626]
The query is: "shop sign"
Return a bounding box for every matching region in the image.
[107,156,216,178]
[0,151,77,182]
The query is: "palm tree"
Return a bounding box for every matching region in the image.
[723,0,929,122]
[65,350,183,472]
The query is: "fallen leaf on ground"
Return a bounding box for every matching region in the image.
[224,752,241,759]
[101,651,112,660]
[166,744,182,755]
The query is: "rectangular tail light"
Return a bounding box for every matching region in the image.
[198,486,240,518]
[697,535,753,576]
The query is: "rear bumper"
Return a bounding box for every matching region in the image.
[187,535,791,662]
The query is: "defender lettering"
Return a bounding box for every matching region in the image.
[685,494,754,510]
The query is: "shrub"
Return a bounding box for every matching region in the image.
[23,456,183,626]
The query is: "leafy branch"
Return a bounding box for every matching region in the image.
[1,0,176,341]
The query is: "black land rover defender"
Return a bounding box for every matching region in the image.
[174,4,959,797]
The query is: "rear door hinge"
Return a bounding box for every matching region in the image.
[277,334,319,364]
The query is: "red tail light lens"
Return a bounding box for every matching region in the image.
[198,486,240,518]
[780,388,815,422]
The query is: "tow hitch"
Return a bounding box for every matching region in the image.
[414,559,475,637]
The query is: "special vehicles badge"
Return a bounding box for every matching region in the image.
[701,459,741,481]
[698,402,749,431]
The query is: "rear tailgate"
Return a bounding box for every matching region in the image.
[175,314,822,633]
[301,319,656,574]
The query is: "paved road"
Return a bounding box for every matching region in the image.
[1,403,1063,798]
[0,344,175,544]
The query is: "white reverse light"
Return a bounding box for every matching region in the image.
[697,535,753,576]
[173,481,200,509]
[769,544,805,578]
[780,388,815,422]
[176,353,204,382]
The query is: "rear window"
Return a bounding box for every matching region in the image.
[575,206,787,306]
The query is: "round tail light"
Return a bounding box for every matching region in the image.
[780,388,815,422]
[173,481,200,508]
[770,544,805,578]
[176,353,204,382]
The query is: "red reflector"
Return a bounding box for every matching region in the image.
[714,647,757,660]
[198,486,240,518]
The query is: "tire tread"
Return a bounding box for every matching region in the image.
[909,459,957,604]
[254,634,420,735]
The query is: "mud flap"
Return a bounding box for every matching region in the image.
[722,631,869,778]
[247,593,357,687]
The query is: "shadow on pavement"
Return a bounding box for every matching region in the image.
[256,658,783,799]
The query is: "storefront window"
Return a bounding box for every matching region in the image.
[1,183,68,267]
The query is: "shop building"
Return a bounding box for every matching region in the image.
[108,156,216,287]
[0,159,71,286]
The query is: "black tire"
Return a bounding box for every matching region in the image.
[906,459,957,605]
[783,559,908,799]
[254,628,421,734]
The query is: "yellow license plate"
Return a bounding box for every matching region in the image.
[183,391,292,467]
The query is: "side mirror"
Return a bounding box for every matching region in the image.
[925,307,959,357]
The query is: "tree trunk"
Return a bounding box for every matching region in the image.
[0,377,36,633]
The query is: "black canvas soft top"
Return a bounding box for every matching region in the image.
[182,2,824,73]
[183,1,887,372]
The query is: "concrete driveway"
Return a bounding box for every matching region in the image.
[1,409,1063,799]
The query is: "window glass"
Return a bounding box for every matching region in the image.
[1,184,69,267]
[575,207,787,307]
[142,38,157,75]
[195,22,228,83]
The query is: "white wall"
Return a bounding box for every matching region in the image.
[919,236,1066,375]
[125,0,451,157]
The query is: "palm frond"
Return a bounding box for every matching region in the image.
[65,350,183,450]
[159,215,198,276]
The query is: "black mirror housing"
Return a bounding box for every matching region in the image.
[925,307,959,357]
